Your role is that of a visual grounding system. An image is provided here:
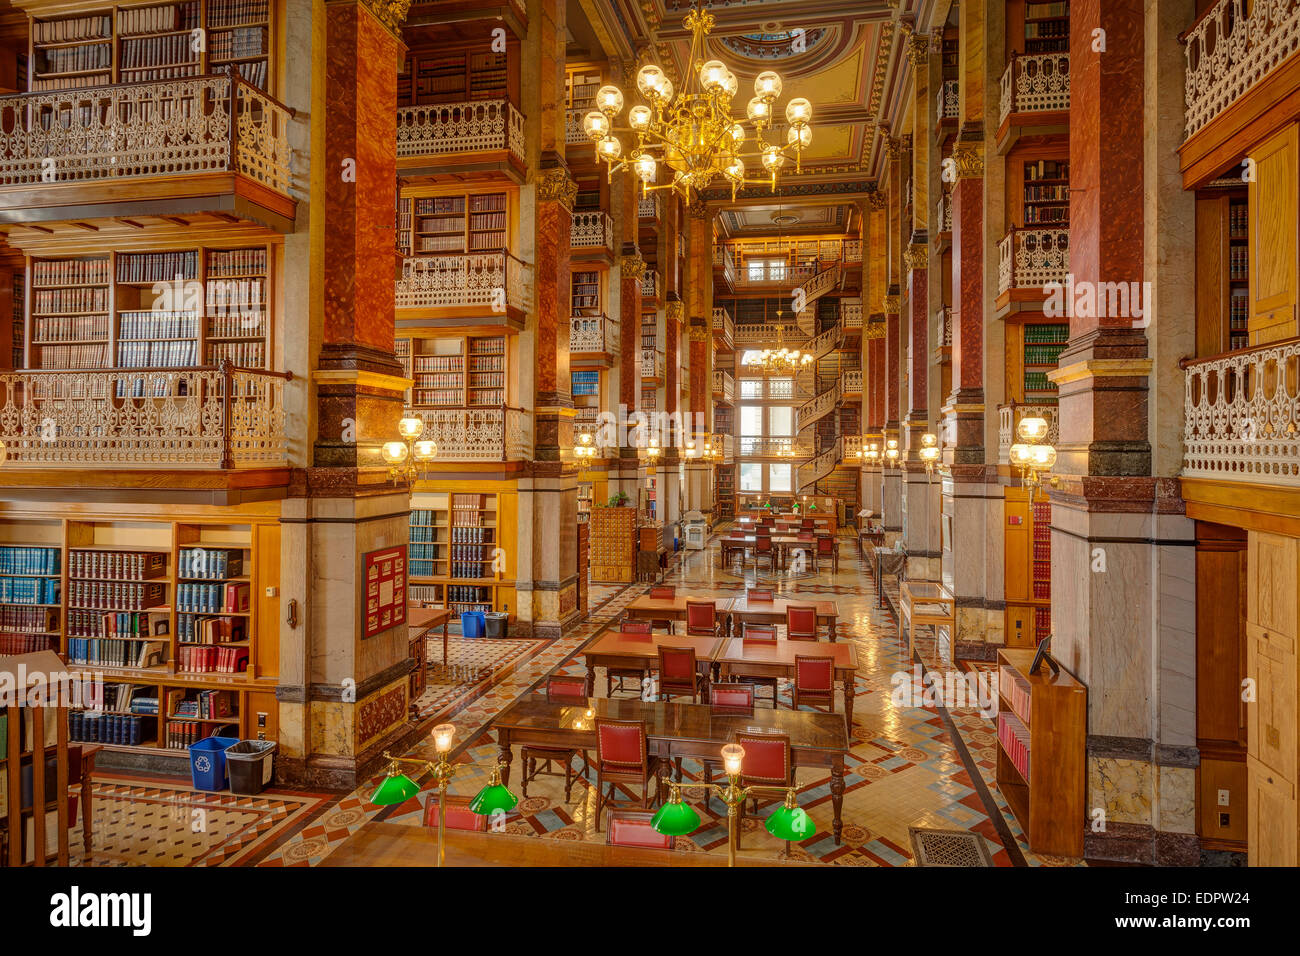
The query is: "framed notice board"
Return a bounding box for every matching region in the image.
[364,545,408,638]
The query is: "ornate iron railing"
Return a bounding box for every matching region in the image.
[640,348,664,378]
[999,52,1070,126]
[564,108,586,145]
[938,307,953,348]
[738,436,812,458]
[733,322,810,347]
[998,227,1070,293]
[712,306,735,345]
[0,363,289,468]
[841,298,863,329]
[0,75,292,196]
[712,369,734,402]
[843,238,862,263]
[937,191,953,233]
[570,210,613,250]
[797,436,842,492]
[396,98,525,163]
[938,79,960,120]
[405,406,528,462]
[795,380,842,433]
[844,368,863,393]
[395,252,531,311]
[639,194,661,219]
[997,402,1059,465]
[570,314,614,352]
[640,269,659,299]
[1183,0,1300,140]
[1182,338,1300,483]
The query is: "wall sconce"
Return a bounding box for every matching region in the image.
[1009,415,1056,495]
[685,439,697,458]
[919,432,940,481]
[574,431,598,461]
[384,416,437,488]
[646,436,661,461]
[863,442,880,468]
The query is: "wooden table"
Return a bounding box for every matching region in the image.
[409,606,453,665]
[715,638,857,732]
[320,821,821,866]
[726,595,840,641]
[581,631,725,698]
[493,696,849,843]
[900,581,955,658]
[858,529,885,558]
[716,535,806,570]
[623,593,731,625]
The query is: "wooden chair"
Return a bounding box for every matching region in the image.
[746,587,774,602]
[793,655,836,713]
[594,719,661,830]
[647,585,677,632]
[606,810,675,849]
[424,794,488,831]
[607,619,652,697]
[521,676,590,802]
[801,518,815,531]
[684,600,721,638]
[709,682,755,713]
[785,604,819,641]
[736,731,795,853]
[753,535,777,572]
[814,534,838,573]
[656,645,707,703]
[735,623,780,706]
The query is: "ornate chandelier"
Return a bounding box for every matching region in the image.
[582,5,814,200]
[743,323,814,375]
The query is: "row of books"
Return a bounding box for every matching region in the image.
[67,636,165,667]
[176,581,250,614]
[210,25,267,60]
[69,713,155,746]
[38,43,112,75]
[1024,344,1066,366]
[166,720,235,749]
[176,644,249,673]
[1024,20,1069,39]
[120,1,197,34]
[467,389,505,405]
[467,372,505,388]
[467,355,505,371]
[1024,323,1068,343]
[179,547,243,580]
[413,372,463,389]
[68,581,165,612]
[209,341,266,367]
[997,711,1031,781]
[1228,203,1248,237]
[69,549,166,580]
[413,355,463,372]
[207,0,270,28]
[117,340,199,367]
[1,606,58,633]
[120,35,200,69]
[119,65,202,82]
[207,314,268,341]
[414,197,466,215]
[1230,293,1249,329]
[1025,2,1069,19]
[1229,246,1249,282]
[417,215,465,233]
[1023,205,1068,225]
[0,546,60,575]
[469,231,507,251]
[411,390,463,406]
[0,633,57,655]
[214,59,268,88]
[470,212,507,230]
[177,613,247,644]
[469,193,507,213]
[999,665,1032,726]
[207,247,268,277]
[118,251,200,283]
[0,577,60,605]
[174,689,236,718]
[33,314,110,343]
[1024,371,1056,393]
[450,526,492,544]
[33,15,111,43]
[33,287,110,314]
[99,610,166,639]
[119,311,201,341]
[1024,184,1069,202]
[416,236,466,253]
[1024,160,1069,182]
[448,585,492,603]
[206,276,265,307]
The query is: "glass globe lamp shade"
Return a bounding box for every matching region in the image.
[754,70,783,99]
[921,432,938,448]
[1017,416,1049,443]
[598,135,622,161]
[721,743,745,777]
[762,146,785,171]
[725,158,745,182]
[398,416,424,439]
[658,77,674,104]
[413,440,437,462]
[729,122,745,144]
[636,64,665,99]
[596,85,624,114]
[583,110,609,141]
[1009,443,1033,467]
[432,723,456,753]
[635,153,657,183]
[785,97,812,124]
[628,104,652,132]
[700,59,727,91]
[787,125,812,148]
[381,441,408,465]
[722,71,739,100]
[1030,444,1057,470]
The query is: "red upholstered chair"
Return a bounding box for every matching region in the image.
[786,604,819,641]
[606,619,652,697]
[594,718,661,830]
[522,676,590,801]
[734,623,780,705]
[793,655,836,713]
[814,534,838,573]
[746,587,774,602]
[710,682,755,713]
[801,518,815,531]
[684,600,720,638]
[737,731,795,852]
[606,810,675,849]
[424,794,488,831]
[656,645,707,703]
[753,535,776,572]
[647,585,676,632]
[621,618,652,632]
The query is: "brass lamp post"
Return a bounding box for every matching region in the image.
[382,415,437,488]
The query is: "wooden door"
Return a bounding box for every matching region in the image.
[1247,122,1299,344]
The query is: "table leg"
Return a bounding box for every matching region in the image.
[827,615,837,643]
[497,733,513,788]
[586,659,596,698]
[443,623,450,666]
[656,754,672,806]
[830,757,845,845]
[842,674,855,734]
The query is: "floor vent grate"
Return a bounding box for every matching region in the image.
[909,827,995,867]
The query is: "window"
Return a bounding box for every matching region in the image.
[768,406,793,436]
[739,376,764,399]
[769,463,792,492]
[740,462,764,491]
[740,406,763,435]
[746,258,786,282]
[768,378,794,400]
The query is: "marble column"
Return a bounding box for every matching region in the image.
[281,0,415,789]
[882,294,903,535]
[685,200,713,517]
[614,243,645,499]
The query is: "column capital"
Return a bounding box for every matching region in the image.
[883,294,901,314]
[687,199,713,221]
[951,139,985,179]
[535,166,578,211]
[905,32,931,68]
[666,300,684,322]
[883,136,902,161]
[328,0,412,37]
[687,323,710,342]
[867,190,888,211]
[620,252,646,280]
[904,243,929,271]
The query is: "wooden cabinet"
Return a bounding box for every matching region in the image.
[1247,122,1299,345]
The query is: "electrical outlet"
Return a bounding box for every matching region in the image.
[257,712,268,728]
[1218,788,1230,807]
[265,586,278,598]
[1219,812,1230,829]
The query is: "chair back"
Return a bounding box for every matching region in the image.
[658,645,698,687]
[648,585,676,600]
[755,536,773,554]
[747,587,774,602]
[797,531,814,541]
[786,604,818,640]
[816,535,835,555]
[801,518,815,530]
[606,810,675,849]
[710,682,755,711]
[424,795,488,831]
[684,600,716,635]
[737,731,792,786]
[742,623,778,644]
[596,718,648,769]
[546,675,587,703]
[620,618,652,634]
[795,655,835,692]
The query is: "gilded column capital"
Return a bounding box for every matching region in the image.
[951,140,985,180]
[339,0,412,37]
[535,166,579,211]
[620,253,646,280]
[904,243,929,271]
[905,32,930,68]
[666,300,684,322]
[687,199,713,221]
[867,190,888,211]
[688,323,710,342]
[883,294,901,314]
[883,137,902,162]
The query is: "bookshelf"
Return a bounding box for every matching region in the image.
[589,505,637,583]
[1022,1,1069,55]
[408,334,507,408]
[1031,497,1051,642]
[572,370,600,398]
[29,256,111,370]
[715,464,736,521]
[399,47,509,107]
[1022,322,1067,399]
[11,272,24,369]
[996,647,1086,856]
[1227,194,1250,352]
[403,191,507,258]
[408,492,512,614]
[572,270,601,315]
[0,521,63,657]
[28,1,275,93]
[467,336,505,406]
[565,66,601,115]
[1022,159,1069,227]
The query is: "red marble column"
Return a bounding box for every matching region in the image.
[884,303,901,430]
[946,140,986,461]
[618,247,643,417]
[532,165,575,460]
[906,250,928,428]
[665,298,680,417]
[868,334,885,432]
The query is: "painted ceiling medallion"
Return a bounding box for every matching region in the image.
[717,28,829,61]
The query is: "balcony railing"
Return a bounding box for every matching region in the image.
[997,403,1059,465]
[844,369,863,394]
[0,75,292,197]
[937,191,953,233]
[1182,337,1300,483]
[396,99,525,163]
[712,369,735,402]
[570,314,614,353]
[712,244,738,287]
[640,269,660,299]
[639,194,662,219]
[938,79,960,121]
[0,364,289,468]
[796,436,842,492]
[738,437,812,458]
[999,52,1070,126]
[843,238,862,263]
[733,322,810,348]
[1184,0,1300,140]
[998,227,1070,294]
[938,307,953,349]
[640,348,665,379]
[841,298,863,329]
[570,210,613,251]
[405,406,528,462]
[712,306,735,345]
[395,252,532,311]
[564,108,586,145]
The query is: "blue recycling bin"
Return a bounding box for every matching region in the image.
[189,736,240,791]
[460,611,486,638]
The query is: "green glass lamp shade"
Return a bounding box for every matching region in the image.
[469,782,519,815]
[651,798,702,836]
[372,772,420,806]
[765,803,816,841]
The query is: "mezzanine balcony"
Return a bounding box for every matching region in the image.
[394,252,532,326]
[640,269,660,301]
[712,369,735,405]
[569,314,616,362]
[0,75,295,229]
[404,406,528,463]
[997,52,1070,151]
[640,348,665,381]
[396,98,526,181]
[712,306,735,350]
[996,226,1070,315]
[570,210,614,260]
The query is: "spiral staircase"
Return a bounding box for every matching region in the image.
[789,268,853,494]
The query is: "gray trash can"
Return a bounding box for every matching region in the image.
[225,740,276,795]
[485,612,509,639]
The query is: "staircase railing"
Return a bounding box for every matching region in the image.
[796,436,842,493]
[798,262,841,308]
[795,380,842,433]
[803,321,845,362]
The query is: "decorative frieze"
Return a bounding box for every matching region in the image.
[535,166,578,211]
[950,140,985,180]
[620,252,646,281]
[904,243,929,272]
[882,294,901,314]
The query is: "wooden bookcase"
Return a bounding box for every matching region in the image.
[1022,321,1067,400]
[996,647,1086,857]
[408,333,508,408]
[24,243,275,371]
[572,269,601,314]
[564,65,601,116]
[1005,0,1070,55]
[401,191,508,258]
[29,0,276,94]
[589,505,637,583]
[1003,486,1052,649]
[1022,159,1069,227]
[408,491,514,614]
